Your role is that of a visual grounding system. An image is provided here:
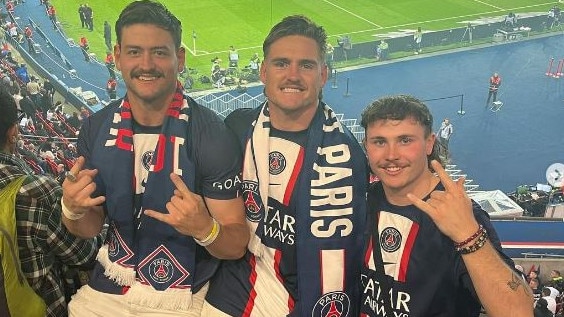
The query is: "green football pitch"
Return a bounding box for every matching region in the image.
[51,0,553,78]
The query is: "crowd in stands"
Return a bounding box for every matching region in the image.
[519,264,564,317]
[0,40,83,183]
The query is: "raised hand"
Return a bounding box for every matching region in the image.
[62,156,106,214]
[407,160,479,243]
[144,173,213,239]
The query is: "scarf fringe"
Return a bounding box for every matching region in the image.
[97,245,136,286]
[126,282,193,311]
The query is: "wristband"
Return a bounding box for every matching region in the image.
[194,218,220,247]
[61,199,86,221]
[454,225,484,248]
[458,229,488,254]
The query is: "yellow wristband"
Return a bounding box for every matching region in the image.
[194,218,220,247]
[61,199,85,221]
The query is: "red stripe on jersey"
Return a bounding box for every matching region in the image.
[398,222,419,282]
[283,146,304,206]
[364,237,373,266]
[242,254,258,317]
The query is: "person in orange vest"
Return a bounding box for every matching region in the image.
[104,52,115,78]
[47,5,57,29]
[487,72,502,105]
[79,35,89,62]
[106,76,117,100]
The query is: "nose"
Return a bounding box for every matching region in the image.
[385,143,399,160]
[286,63,300,79]
[139,52,155,70]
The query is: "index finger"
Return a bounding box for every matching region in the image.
[70,156,86,175]
[170,173,193,197]
[430,160,457,192]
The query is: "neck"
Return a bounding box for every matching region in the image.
[384,170,440,206]
[129,97,173,127]
[268,101,319,132]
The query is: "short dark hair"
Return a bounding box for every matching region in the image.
[361,95,442,169]
[115,0,182,49]
[0,84,18,148]
[262,15,327,62]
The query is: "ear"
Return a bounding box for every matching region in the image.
[177,47,186,71]
[426,133,436,155]
[113,44,121,71]
[7,124,18,144]
[259,60,266,84]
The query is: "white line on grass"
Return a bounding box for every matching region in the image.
[471,0,503,11]
[322,0,382,28]
[185,2,554,56]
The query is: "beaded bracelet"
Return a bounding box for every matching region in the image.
[194,218,221,247]
[458,230,488,254]
[454,225,484,248]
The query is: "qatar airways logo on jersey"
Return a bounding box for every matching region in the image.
[309,144,354,238]
[263,207,295,245]
[360,273,411,316]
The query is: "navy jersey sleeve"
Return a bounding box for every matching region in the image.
[191,103,242,200]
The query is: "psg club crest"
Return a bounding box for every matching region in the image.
[148,258,174,284]
[142,150,154,171]
[380,227,402,253]
[312,291,350,317]
[242,181,263,222]
[269,151,286,175]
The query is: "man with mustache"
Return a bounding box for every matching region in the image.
[359,95,533,317]
[60,1,249,316]
[203,15,367,317]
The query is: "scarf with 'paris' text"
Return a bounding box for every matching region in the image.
[241,101,367,316]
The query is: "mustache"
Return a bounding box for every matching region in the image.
[130,69,163,78]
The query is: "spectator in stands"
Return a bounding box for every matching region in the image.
[67,112,81,131]
[27,76,41,107]
[39,88,53,117]
[42,79,55,104]
[534,297,554,317]
[548,270,564,293]
[106,76,117,100]
[79,35,90,62]
[55,163,66,184]
[358,95,533,317]
[0,84,98,317]
[15,63,30,84]
[6,0,14,14]
[62,1,248,316]
[540,287,557,316]
[531,278,543,301]
[530,269,543,286]
[47,4,58,30]
[79,105,89,120]
[203,15,367,317]
[19,90,37,118]
[104,51,115,78]
[8,22,18,42]
[104,20,112,51]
